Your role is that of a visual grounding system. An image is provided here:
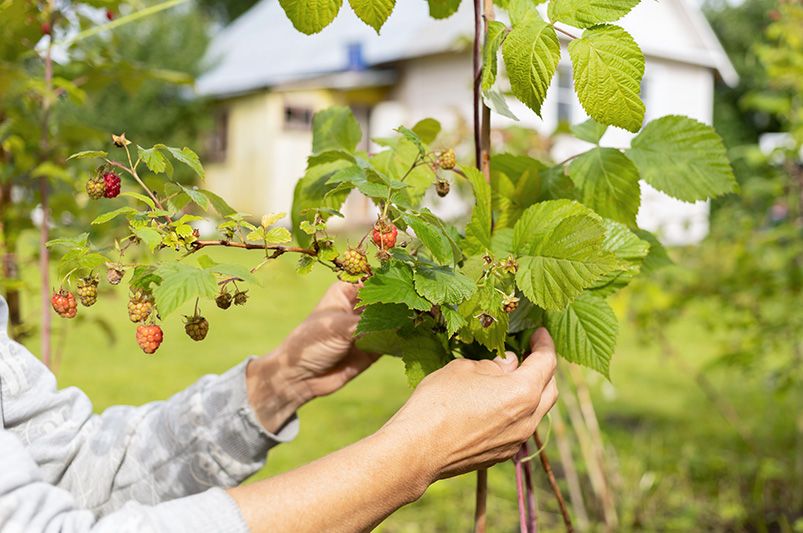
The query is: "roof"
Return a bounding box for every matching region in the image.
[197,0,738,99]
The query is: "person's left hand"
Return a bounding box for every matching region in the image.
[246,282,378,432]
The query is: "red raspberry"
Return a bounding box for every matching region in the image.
[105,9,114,20]
[103,171,121,198]
[372,223,398,250]
[184,315,209,341]
[41,22,51,35]
[136,324,163,354]
[51,289,77,319]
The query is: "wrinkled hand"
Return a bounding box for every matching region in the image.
[277,282,379,399]
[384,328,558,481]
[246,283,378,432]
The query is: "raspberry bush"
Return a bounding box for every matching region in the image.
[53,0,739,529]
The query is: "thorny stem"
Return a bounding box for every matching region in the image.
[533,429,574,532]
[190,240,318,256]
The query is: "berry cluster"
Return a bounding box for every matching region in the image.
[437,149,456,170]
[372,222,398,250]
[136,324,164,354]
[76,276,99,307]
[128,290,154,323]
[184,314,209,341]
[51,290,77,319]
[341,248,370,276]
[85,171,121,200]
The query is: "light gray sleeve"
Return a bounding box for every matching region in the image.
[0,427,247,533]
[0,296,299,518]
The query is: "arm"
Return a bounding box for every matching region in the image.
[229,329,559,532]
[0,426,248,533]
[0,283,373,515]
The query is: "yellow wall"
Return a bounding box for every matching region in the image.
[205,88,338,217]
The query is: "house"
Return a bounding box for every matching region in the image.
[196,0,737,245]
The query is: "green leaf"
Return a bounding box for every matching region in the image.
[312,106,362,154]
[91,207,138,225]
[358,261,433,311]
[463,165,493,255]
[67,150,108,160]
[402,340,447,387]
[502,13,560,116]
[547,293,617,378]
[567,147,640,225]
[279,0,343,34]
[571,118,608,144]
[132,226,163,252]
[635,229,673,274]
[506,0,544,25]
[349,0,395,33]
[153,263,217,318]
[568,25,645,132]
[403,211,458,265]
[482,20,508,92]
[591,220,649,295]
[307,150,356,168]
[202,260,260,285]
[548,0,640,28]
[137,145,172,176]
[396,126,428,157]
[179,184,211,211]
[441,305,467,337]
[626,115,737,202]
[411,118,441,143]
[413,264,476,305]
[512,200,618,310]
[47,233,89,249]
[427,0,461,19]
[119,191,156,209]
[490,154,548,228]
[165,146,204,179]
[264,226,292,244]
[457,282,509,355]
[482,88,520,121]
[202,190,237,216]
[356,303,412,335]
[292,160,353,246]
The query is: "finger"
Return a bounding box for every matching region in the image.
[516,328,557,387]
[492,351,520,374]
[532,376,558,422]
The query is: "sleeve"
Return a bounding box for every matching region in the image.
[0,296,299,516]
[0,427,249,533]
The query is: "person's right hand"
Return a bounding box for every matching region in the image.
[385,327,558,481]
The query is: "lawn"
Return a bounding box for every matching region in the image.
[16,246,801,531]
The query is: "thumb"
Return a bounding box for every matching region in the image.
[517,327,558,385]
[493,351,519,373]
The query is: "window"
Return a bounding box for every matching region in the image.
[283,105,314,130]
[207,109,228,163]
[556,65,573,125]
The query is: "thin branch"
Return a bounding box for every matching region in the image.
[191,239,318,256]
[533,429,574,532]
[553,24,580,40]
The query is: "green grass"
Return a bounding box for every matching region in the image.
[16,248,801,531]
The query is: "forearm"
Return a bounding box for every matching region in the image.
[228,424,433,533]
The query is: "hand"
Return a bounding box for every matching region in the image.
[246,283,378,432]
[384,328,558,481]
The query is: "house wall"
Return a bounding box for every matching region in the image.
[206,89,337,218]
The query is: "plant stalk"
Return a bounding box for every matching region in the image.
[39,11,55,368]
[533,429,574,532]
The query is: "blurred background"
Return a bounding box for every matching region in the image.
[1,0,801,530]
